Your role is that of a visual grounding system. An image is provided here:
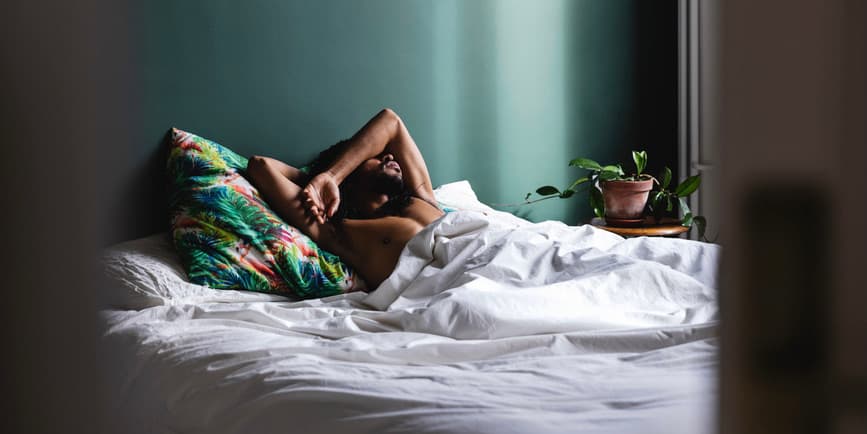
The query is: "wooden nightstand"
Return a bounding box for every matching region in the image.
[590,217,689,238]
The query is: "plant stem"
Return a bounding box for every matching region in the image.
[489,195,560,208]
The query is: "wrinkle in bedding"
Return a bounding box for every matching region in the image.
[365,210,718,339]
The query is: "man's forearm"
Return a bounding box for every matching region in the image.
[325,108,401,182]
[247,156,308,184]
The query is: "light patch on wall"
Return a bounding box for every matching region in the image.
[429,0,460,186]
[494,0,570,223]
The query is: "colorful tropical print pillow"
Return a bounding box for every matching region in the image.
[166,128,364,299]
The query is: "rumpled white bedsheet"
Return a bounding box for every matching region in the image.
[366,210,718,339]
[100,198,719,434]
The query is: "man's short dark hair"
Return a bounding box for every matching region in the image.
[306,139,351,177]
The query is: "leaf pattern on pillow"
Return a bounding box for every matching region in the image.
[167,128,363,299]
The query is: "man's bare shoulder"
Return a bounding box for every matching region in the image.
[339,215,425,242]
[332,200,444,288]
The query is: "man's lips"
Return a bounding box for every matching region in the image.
[384,161,400,171]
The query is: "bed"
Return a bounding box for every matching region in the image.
[100,179,720,434]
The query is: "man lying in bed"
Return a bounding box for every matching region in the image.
[246,109,444,289]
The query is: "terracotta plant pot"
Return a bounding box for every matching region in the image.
[600,179,654,226]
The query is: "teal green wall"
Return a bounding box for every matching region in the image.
[119,0,676,241]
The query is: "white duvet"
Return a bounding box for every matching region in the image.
[100,181,720,434]
[366,210,717,339]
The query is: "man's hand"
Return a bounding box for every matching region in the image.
[302,172,341,224]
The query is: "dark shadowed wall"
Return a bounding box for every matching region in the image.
[111,0,677,243]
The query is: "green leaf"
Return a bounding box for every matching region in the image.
[589,187,605,218]
[660,167,672,189]
[692,216,707,240]
[567,176,590,190]
[559,189,575,199]
[650,191,664,210]
[569,158,603,171]
[674,174,702,197]
[599,170,622,181]
[536,185,560,196]
[678,197,691,219]
[681,212,694,227]
[666,195,673,212]
[632,150,647,175]
[601,165,625,176]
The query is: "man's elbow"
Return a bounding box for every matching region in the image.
[248,155,267,170]
[378,108,403,133]
[380,107,403,123]
[246,155,269,181]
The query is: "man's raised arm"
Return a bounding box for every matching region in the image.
[245,155,354,262]
[303,108,436,221]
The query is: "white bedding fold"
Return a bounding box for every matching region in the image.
[102,302,717,434]
[364,211,718,339]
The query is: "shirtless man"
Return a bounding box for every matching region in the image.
[246,108,445,289]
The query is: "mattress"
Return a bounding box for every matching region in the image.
[99,181,719,434]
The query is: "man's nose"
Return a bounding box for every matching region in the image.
[382,153,394,162]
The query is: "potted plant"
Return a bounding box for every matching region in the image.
[526,150,707,237]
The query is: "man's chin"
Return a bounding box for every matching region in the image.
[373,173,404,196]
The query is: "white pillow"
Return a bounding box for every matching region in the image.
[436,180,532,227]
[434,180,497,213]
[101,234,290,310]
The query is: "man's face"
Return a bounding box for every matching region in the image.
[354,153,404,195]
